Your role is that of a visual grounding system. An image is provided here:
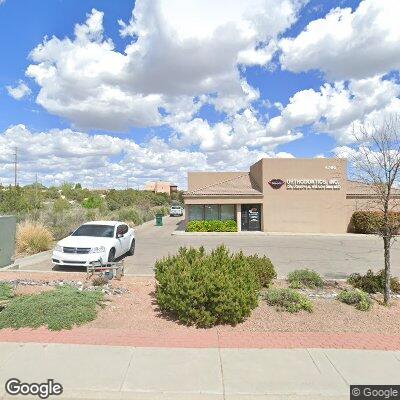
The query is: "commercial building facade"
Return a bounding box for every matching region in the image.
[145,181,178,196]
[183,158,385,234]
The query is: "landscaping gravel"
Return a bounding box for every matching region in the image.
[1,271,399,334]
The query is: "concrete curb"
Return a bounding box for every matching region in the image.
[13,250,52,268]
[172,231,265,236]
[172,231,374,237]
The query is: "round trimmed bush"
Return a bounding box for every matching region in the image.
[155,245,262,327]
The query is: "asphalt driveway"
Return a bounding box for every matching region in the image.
[13,215,400,278]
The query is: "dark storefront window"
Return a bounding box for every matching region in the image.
[204,205,219,220]
[220,204,235,220]
[188,205,204,221]
[188,205,236,221]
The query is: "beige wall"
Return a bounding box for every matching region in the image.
[145,181,173,195]
[259,158,347,233]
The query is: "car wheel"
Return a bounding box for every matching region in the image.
[128,239,135,255]
[108,248,116,263]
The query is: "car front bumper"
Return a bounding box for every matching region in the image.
[52,250,107,266]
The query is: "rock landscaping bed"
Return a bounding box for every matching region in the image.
[0,278,128,296]
[1,262,400,335]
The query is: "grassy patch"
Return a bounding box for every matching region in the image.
[0,283,14,301]
[264,288,313,313]
[0,286,105,331]
[337,289,372,311]
[287,269,324,289]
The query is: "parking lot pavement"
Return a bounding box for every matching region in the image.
[13,215,400,278]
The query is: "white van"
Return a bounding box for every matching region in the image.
[170,205,183,217]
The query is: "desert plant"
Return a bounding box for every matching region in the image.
[264,288,313,313]
[92,276,109,286]
[337,289,372,311]
[348,269,400,294]
[246,255,276,287]
[155,245,261,327]
[39,205,87,240]
[117,207,143,225]
[287,269,324,289]
[186,220,237,232]
[82,195,104,209]
[16,221,53,255]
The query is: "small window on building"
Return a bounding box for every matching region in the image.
[188,205,203,220]
[204,205,219,220]
[220,204,235,221]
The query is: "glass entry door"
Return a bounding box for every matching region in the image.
[241,204,261,231]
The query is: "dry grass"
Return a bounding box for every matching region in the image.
[16,220,54,255]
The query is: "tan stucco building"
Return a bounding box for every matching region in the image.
[145,181,178,196]
[183,158,388,234]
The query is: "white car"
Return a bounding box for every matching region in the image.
[52,221,135,267]
[170,205,183,217]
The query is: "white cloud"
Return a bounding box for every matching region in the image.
[280,0,400,80]
[266,76,400,143]
[26,1,303,131]
[0,125,294,189]
[6,80,31,100]
[170,108,302,152]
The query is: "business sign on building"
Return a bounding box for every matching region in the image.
[286,179,341,190]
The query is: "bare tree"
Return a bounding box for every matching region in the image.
[351,115,400,304]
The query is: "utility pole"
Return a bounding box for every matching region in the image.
[13,146,18,187]
[35,173,38,207]
[126,177,129,190]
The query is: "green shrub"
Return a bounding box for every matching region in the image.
[351,211,400,234]
[246,255,276,287]
[155,245,261,327]
[287,269,324,289]
[39,205,87,240]
[0,286,105,331]
[337,289,372,311]
[82,195,104,209]
[53,197,71,213]
[117,207,143,225]
[264,288,313,313]
[186,220,237,232]
[348,269,400,294]
[0,283,14,301]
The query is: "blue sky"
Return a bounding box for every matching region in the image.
[0,0,399,188]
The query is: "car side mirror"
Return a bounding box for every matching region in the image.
[117,233,124,238]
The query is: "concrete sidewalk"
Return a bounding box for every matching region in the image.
[1,343,400,399]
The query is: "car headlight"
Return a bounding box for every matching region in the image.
[89,246,106,254]
[54,244,63,252]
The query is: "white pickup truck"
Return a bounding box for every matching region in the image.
[170,205,183,217]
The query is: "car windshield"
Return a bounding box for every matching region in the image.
[72,224,114,238]
[171,206,180,209]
